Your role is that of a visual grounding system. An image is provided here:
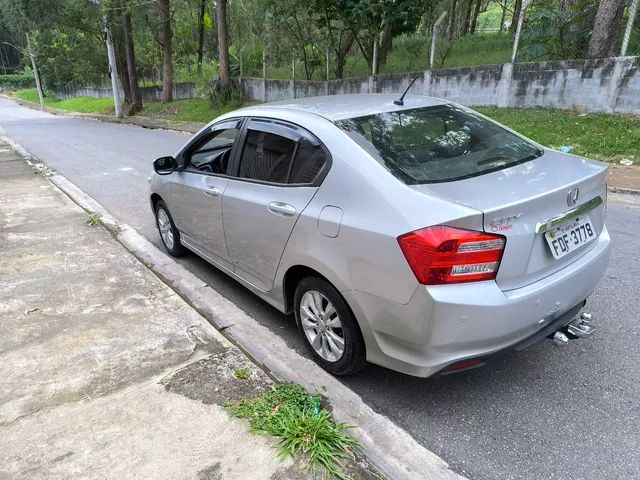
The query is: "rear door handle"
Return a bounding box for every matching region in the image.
[268,202,296,217]
[203,185,221,197]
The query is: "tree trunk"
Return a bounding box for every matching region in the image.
[499,2,507,32]
[447,0,458,39]
[377,25,393,68]
[197,0,206,73]
[123,8,142,114]
[215,0,230,89]
[334,31,355,79]
[158,0,173,102]
[511,0,523,33]
[588,0,625,58]
[463,0,473,34]
[470,0,481,34]
[109,12,133,110]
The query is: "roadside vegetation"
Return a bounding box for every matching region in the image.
[476,107,640,164]
[137,97,244,124]
[225,383,361,479]
[2,0,638,117]
[12,84,637,165]
[13,88,114,114]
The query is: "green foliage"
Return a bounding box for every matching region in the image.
[137,98,244,124]
[86,213,102,227]
[226,383,361,479]
[476,107,640,164]
[520,0,597,61]
[208,79,244,109]
[0,74,35,89]
[476,2,507,32]
[13,89,113,113]
[233,367,250,380]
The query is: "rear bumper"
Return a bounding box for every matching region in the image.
[343,226,611,378]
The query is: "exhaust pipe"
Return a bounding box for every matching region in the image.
[552,331,570,346]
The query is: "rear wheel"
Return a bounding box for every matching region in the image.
[294,277,366,376]
[155,200,186,257]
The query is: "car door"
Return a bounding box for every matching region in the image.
[222,119,331,291]
[170,119,242,272]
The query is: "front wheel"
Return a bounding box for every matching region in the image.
[155,200,186,257]
[294,277,367,376]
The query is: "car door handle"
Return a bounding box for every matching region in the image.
[268,202,296,217]
[203,185,221,197]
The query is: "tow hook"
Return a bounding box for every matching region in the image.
[550,312,595,346]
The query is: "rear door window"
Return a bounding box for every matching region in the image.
[335,105,543,184]
[235,120,330,185]
[238,130,296,184]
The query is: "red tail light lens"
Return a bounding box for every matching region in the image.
[397,226,505,285]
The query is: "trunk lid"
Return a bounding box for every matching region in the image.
[412,149,608,291]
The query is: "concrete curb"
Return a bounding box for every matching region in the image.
[608,186,640,196]
[2,133,467,480]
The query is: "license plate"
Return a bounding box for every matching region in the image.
[544,215,596,259]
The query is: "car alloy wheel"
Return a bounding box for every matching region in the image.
[299,290,345,362]
[294,277,366,375]
[157,208,175,250]
[154,200,186,257]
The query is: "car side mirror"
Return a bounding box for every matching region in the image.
[153,156,177,175]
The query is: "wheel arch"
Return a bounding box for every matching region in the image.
[282,265,333,314]
[150,193,164,212]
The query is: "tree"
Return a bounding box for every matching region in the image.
[511,0,523,33]
[469,0,481,34]
[197,0,206,72]
[123,6,142,113]
[215,0,230,88]
[158,0,173,102]
[588,0,625,57]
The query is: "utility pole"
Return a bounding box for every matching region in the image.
[620,0,639,57]
[372,36,378,75]
[25,34,45,110]
[430,12,448,70]
[511,0,532,63]
[103,15,123,118]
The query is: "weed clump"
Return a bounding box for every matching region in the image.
[226,383,360,479]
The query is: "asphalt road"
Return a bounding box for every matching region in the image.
[1,98,638,480]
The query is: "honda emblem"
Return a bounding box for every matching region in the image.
[567,187,580,206]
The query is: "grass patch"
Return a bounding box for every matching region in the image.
[86,213,102,227]
[475,107,640,164]
[137,97,245,124]
[13,88,113,113]
[226,383,360,479]
[233,367,250,380]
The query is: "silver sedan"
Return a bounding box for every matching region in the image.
[149,94,610,377]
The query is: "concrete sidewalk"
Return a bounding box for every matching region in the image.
[0,140,372,479]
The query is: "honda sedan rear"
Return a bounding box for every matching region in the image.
[149,94,610,377]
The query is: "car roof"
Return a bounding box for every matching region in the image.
[233,93,449,122]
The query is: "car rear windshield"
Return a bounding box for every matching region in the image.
[334,104,543,184]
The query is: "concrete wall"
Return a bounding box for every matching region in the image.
[238,56,640,114]
[54,82,196,102]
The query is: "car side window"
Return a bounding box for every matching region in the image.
[289,138,329,184]
[238,130,296,183]
[187,127,238,174]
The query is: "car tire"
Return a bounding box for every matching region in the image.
[155,200,187,257]
[294,276,367,376]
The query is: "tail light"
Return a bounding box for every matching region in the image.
[397,226,505,285]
